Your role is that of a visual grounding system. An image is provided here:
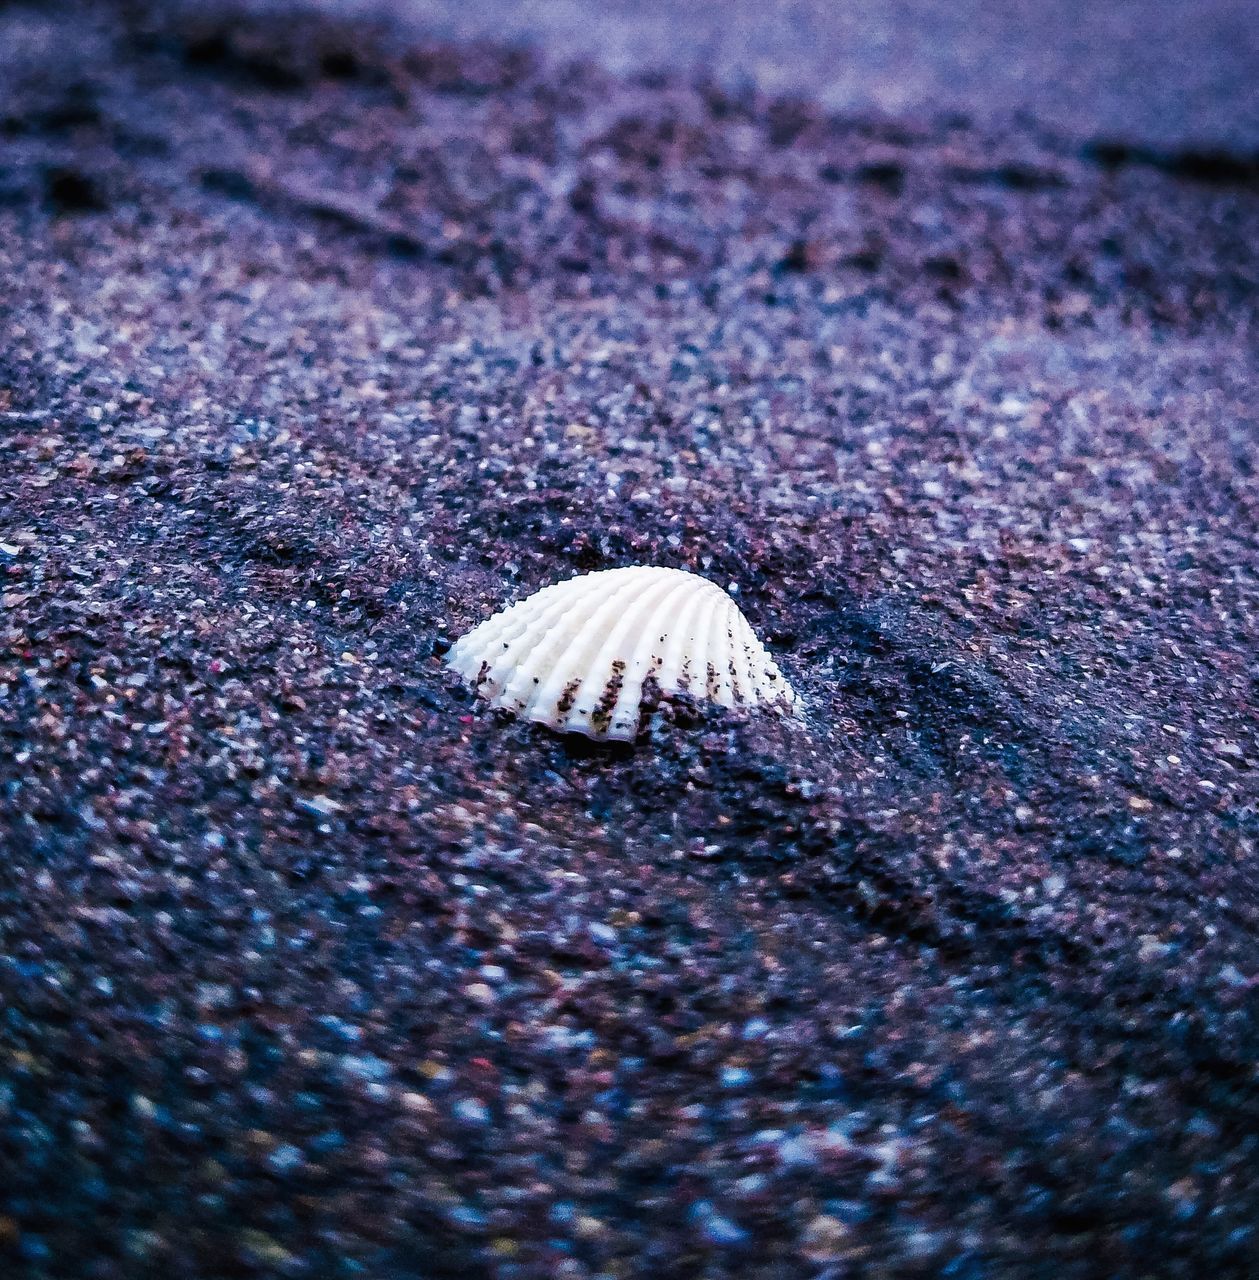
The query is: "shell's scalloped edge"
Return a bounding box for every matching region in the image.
[487,684,803,743]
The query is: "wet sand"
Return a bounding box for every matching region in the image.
[1,4,1257,1277]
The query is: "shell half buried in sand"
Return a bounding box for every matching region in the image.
[447,565,798,741]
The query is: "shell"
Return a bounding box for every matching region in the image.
[447,566,798,741]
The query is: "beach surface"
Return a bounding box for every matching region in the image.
[2,3,1257,1276]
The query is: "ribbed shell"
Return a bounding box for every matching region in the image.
[447,566,797,741]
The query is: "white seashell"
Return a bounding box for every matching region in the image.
[447,565,798,741]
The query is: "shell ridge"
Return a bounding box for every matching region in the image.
[685,584,726,700]
[727,601,756,703]
[604,575,699,735]
[738,616,772,700]
[512,569,654,718]
[521,569,657,723]
[579,573,698,737]
[450,596,546,679]
[733,613,776,698]
[655,574,713,694]
[478,576,607,704]
[559,570,684,735]
[450,575,586,678]
[697,591,732,705]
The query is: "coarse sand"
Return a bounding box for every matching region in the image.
[1,3,1258,1277]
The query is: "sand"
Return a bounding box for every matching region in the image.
[1,3,1257,1277]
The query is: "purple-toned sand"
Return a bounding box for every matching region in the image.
[1,2,1258,1277]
